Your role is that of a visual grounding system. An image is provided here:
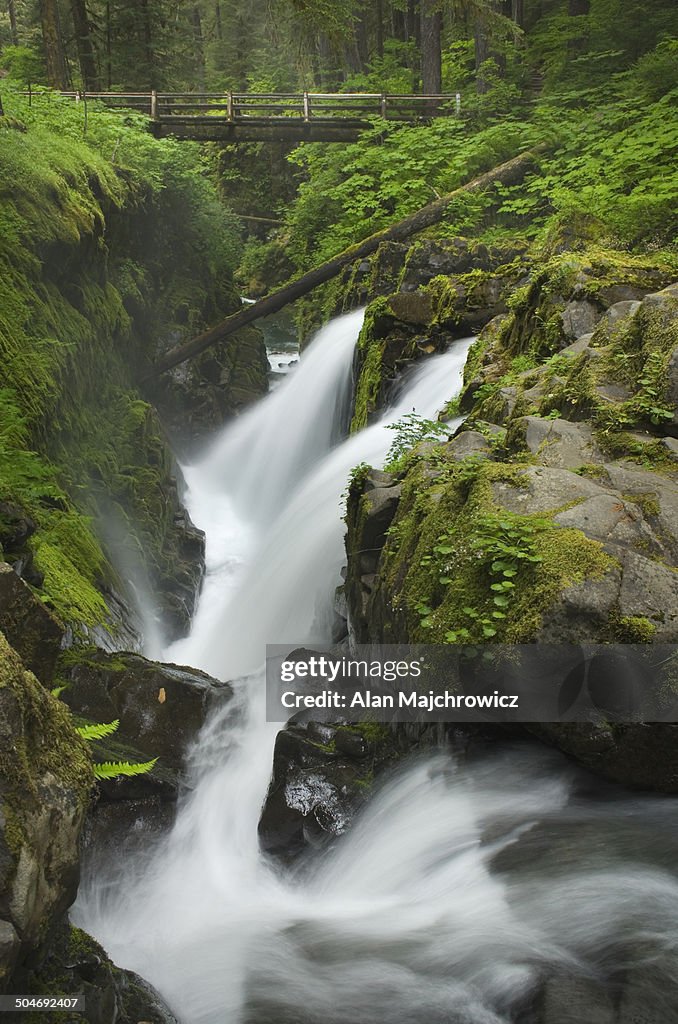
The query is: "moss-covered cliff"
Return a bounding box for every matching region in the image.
[0,89,268,642]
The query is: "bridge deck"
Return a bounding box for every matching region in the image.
[56,90,461,142]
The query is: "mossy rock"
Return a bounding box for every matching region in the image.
[0,631,92,989]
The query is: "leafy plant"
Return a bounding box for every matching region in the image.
[73,718,158,781]
[384,413,449,472]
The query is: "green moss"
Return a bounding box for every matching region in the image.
[338,721,392,744]
[0,94,243,633]
[380,458,614,643]
[612,614,657,643]
[623,492,661,518]
[351,341,384,433]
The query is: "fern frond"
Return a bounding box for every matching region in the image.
[51,685,68,698]
[75,719,120,741]
[92,758,158,780]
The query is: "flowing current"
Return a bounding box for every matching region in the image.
[76,310,678,1024]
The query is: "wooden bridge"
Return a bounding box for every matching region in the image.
[60,90,461,142]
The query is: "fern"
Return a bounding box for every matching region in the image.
[75,719,120,741]
[92,759,158,780]
[71,717,158,780]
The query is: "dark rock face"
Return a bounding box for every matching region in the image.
[0,502,42,588]
[258,719,403,861]
[0,632,91,991]
[19,922,178,1024]
[528,722,678,792]
[59,649,232,802]
[0,563,64,686]
[153,324,269,453]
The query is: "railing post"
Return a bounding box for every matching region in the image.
[456,91,461,116]
[150,89,158,120]
[380,93,387,118]
[28,81,32,107]
[227,91,233,121]
[303,91,310,122]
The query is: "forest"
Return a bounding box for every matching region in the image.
[1,2,678,1023]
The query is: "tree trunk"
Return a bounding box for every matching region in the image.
[192,5,206,91]
[7,0,18,45]
[420,0,442,94]
[139,0,155,88]
[70,0,100,90]
[152,149,540,376]
[375,0,384,58]
[354,1,369,70]
[214,0,223,39]
[105,0,111,89]
[511,0,524,28]
[474,0,504,93]
[568,0,589,54]
[40,0,68,89]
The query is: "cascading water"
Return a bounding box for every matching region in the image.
[75,310,678,1024]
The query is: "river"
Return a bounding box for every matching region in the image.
[75,310,678,1024]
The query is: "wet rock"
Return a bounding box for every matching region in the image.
[21,923,178,1024]
[358,485,402,568]
[528,723,678,793]
[0,632,91,989]
[0,562,64,685]
[535,974,616,1024]
[258,721,400,861]
[59,649,232,801]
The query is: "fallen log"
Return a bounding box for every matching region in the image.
[152,149,540,375]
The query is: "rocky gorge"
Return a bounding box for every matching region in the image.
[1,125,678,1024]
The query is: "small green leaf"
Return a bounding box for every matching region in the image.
[76,719,120,741]
[93,758,158,780]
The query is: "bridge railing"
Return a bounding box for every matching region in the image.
[54,90,461,122]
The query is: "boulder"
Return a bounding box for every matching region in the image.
[512,416,604,469]
[21,922,178,1024]
[560,299,601,342]
[0,632,92,989]
[0,562,64,685]
[490,466,607,516]
[444,430,492,461]
[528,723,678,793]
[59,649,232,801]
[258,720,400,861]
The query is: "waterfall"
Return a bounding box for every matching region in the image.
[75,311,678,1024]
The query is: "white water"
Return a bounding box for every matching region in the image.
[76,311,678,1024]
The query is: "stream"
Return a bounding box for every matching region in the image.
[75,311,678,1024]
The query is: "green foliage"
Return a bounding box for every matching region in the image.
[74,720,120,742]
[384,413,449,472]
[92,758,158,780]
[0,44,46,84]
[73,718,157,779]
[0,85,243,630]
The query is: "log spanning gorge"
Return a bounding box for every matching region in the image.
[75,312,678,1024]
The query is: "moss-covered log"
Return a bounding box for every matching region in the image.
[152,149,541,375]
